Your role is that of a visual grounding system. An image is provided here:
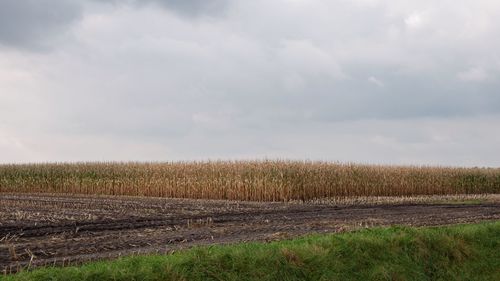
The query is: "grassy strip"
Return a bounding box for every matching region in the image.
[3,222,500,281]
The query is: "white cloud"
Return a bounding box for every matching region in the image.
[404,10,431,30]
[405,13,422,28]
[368,76,384,87]
[457,67,489,82]
[277,39,346,79]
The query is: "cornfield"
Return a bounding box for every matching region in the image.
[0,161,499,201]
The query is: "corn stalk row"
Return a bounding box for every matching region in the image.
[0,161,499,201]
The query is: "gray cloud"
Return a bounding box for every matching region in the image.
[96,0,229,17]
[0,0,82,50]
[1,0,500,165]
[145,0,228,16]
[0,0,226,51]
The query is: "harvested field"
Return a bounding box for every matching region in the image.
[1,193,499,274]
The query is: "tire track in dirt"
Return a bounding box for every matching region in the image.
[1,194,499,273]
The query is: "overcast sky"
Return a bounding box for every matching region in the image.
[1,0,500,166]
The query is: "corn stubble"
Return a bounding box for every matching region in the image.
[0,161,498,201]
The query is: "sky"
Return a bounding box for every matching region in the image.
[1,0,500,166]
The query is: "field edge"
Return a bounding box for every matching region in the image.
[2,221,499,281]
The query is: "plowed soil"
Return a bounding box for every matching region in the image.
[1,193,499,273]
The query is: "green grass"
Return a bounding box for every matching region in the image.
[3,222,500,281]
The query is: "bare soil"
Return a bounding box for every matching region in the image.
[1,193,499,273]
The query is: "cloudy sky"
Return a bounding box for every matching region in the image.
[1,0,500,166]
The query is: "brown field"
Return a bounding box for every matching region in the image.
[1,193,499,273]
[1,161,499,201]
[1,162,499,273]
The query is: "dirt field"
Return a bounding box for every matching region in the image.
[1,193,499,273]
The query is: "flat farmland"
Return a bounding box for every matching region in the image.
[1,193,499,274]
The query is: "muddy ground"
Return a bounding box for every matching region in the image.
[1,193,499,273]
